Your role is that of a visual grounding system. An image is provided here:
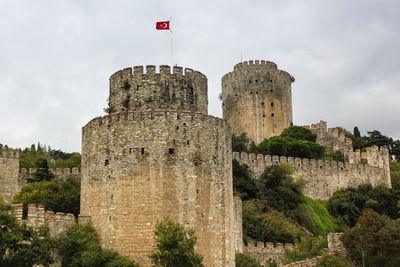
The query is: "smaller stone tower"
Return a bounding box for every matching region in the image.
[0,147,19,202]
[221,60,294,143]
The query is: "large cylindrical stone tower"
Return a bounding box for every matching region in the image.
[221,60,294,143]
[81,65,235,267]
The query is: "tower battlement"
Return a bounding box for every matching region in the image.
[0,147,19,159]
[108,65,208,114]
[222,60,293,143]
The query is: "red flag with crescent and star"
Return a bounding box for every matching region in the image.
[156,21,170,30]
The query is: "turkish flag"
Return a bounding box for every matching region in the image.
[156,21,170,30]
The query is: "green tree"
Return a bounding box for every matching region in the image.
[232,160,258,200]
[242,200,303,243]
[342,210,400,267]
[13,178,80,216]
[257,164,304,217]
[353,127,361,138]
[390,162,400,190]
[281,126,317,142]
[256,136,325,159]
[315,254,355,267]
[284,236,326,264]
[0,203,55,267]
[328,184,399,227]
[150,218,203,267]
[235,253,262,267]
[57,223,139,267]
[232,133,251,153]
[27,157,55,183]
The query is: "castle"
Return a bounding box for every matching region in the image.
[0,60,392,266]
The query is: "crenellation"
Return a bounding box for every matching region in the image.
[82,64,235,267]
[243,240,294,265]
[234,152,391,199]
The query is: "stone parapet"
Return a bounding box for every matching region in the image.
[243,241,293,265]
[233,152,391,200]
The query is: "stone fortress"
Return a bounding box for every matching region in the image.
[0,60,392,266]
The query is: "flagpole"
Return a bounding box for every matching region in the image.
[170,17,173,66]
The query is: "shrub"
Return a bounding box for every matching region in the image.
[149,218,203,267]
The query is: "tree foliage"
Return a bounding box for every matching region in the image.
[328,184,400,227]
[232,160,258,200]
[0,203,55,267]
[57,223,139,267]
[149,218,203,267]
[235,253,262,267]
[315,254,355,267]
[257,164,304,217]
[13,178,80,217]
[342,210,400,267]
[243,201,303,243]
[281,126,317,142]
[390,162,400,190]
[253,136,325,159]
[19,143,81,168]
[27,157,55,183]
[232,133,251,153]
[283,236,326,264]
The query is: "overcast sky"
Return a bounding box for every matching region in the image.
[0,0,399,152]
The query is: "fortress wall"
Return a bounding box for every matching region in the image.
[81,110,234,267]
[18,167,81,187]
[243,241,293,265]
[233,152,391,200]
[233,197,243,253]
[108,65,208,114]
[222,60,294,143]
[0,148,20,202]
[11,204,75,237]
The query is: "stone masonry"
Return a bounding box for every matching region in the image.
[0,148,19,202]
[233,150,391,200]
[81,65,235,267]
[222,60,294,143]
[10,203,75,237]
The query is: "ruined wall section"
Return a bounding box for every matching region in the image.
[109,65,208,114]
[81,111,234,267]
[11,204,75,236]
[243,241,293,265]
[0,148,20,202]
[303,121,353,155]
[222,60,294,143]
[233,152,390,200]
[348,146,391,188]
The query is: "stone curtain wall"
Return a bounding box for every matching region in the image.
[11,204,75,237]
[221,60,294,143]
[243,242,293,265]
[0,148,20,202]
[81,110,235,267]
[233,151,390,200]
[108,65,208,114]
